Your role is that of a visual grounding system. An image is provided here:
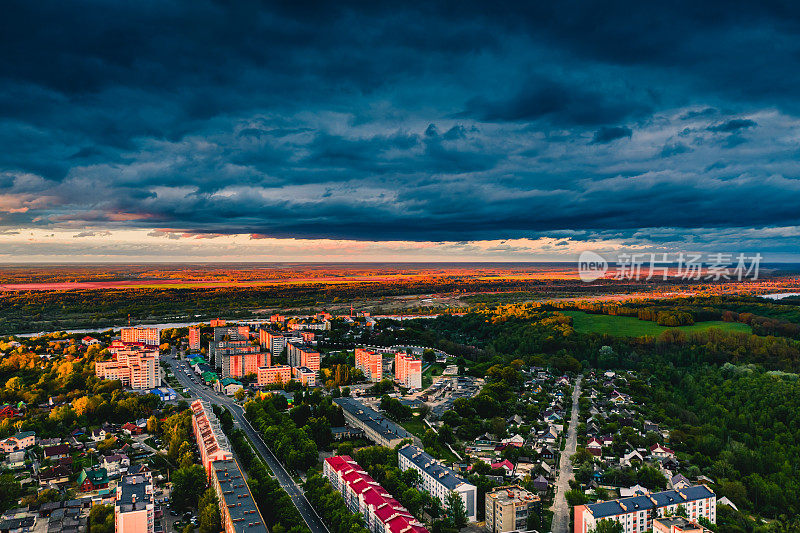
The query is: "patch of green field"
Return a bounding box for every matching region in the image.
[401,415,428,438]
[562,310,753,337]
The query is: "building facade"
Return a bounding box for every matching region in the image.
[293,366,317,387]
[287,343,320,372]
[190,400,233,477]
[115,473,155,533]
[574,485,716,533]
[394,353,422,389]
[121,327,160,347]
[398,444,477,522]
[95,342,161,389]
[324,455,429,533]
[485,485,540,533]
[189,326,201,352]
[355,348,383,383]
[333,397,413,448]
[258,329,285,357]
[257,365,292,386]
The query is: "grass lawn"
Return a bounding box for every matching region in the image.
[562,310,753,337]
[401,415,428,438]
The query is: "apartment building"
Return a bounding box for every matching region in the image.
[96,342,161,389]
[210,459,268,533]
[485,485,541,533]
[287,342,320,372]
[397,444,477,522]
[574,485,716,533]
[189,326,201,352]
[355,348,383,383]
[258,329,286,357]
[190,400,233,476]
[334,397,413,448]
[293,366,316,387]
[394,352,422,389]
[257,365,292,386]
[324,455,429,533]
[115,473,155,533]
[121,327,160,347]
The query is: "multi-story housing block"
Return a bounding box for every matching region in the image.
[334,397,412,448]
[355,348,383,383]
[258,329,286,357]
[96,342,160,389]
[292,366,316,387]
[485,485,541,533]
[574,485,716,533]
[398,444,477,522]
[287,343,320,372]
[190,400,233,477]
[189,326,201,352]
[257,365,292,386]
[324,455,429,533]
[121,327,160,347]
[115,473,155,533]
[210,459,268,533]
[394,353,422,389]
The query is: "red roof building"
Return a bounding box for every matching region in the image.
[324,456,429,533]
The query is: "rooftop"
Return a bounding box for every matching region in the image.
[398,444,470,491]
[116,474,153,513]
[586,485,715,519]
[333,397,412,442]
[211,459,268,532]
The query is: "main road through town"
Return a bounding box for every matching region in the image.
[550,375,582,533]
[164,357,329,533]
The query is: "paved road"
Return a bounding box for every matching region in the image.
[165,357,329,533]
[550,375,582,533]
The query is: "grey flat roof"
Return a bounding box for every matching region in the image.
[333,397,412,442]
[398,444,469,491]
[116,474,152,513]
[211,460,268,533]
[587,485,714,519]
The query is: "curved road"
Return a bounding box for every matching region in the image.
[550,375,582,533]
[165,358,329,533]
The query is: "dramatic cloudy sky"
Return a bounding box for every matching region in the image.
[3,1,800,261]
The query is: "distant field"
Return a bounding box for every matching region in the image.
[562,310,753,337]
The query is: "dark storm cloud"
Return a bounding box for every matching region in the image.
[2,0,800,248]
[592,126,633,144]
[707,119,758,133]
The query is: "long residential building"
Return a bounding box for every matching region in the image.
[397,444,477,522]
[287,342,320,372]
[96,341,161,389]
[333,397,412,448]
[115,473,155,533]
[574,485,716,533]
[211,459,269,533]
[257,364,292,386]
[258,329,286,357]
[324,455,429,533]
[394,353,422,389]
[190,399,233,476]
[121,327,160,347]
[355,348,383,383]
[485,485,540,533]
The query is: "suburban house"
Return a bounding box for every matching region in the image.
[0,431,36,453]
